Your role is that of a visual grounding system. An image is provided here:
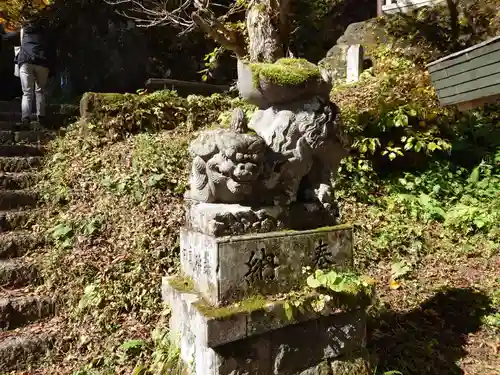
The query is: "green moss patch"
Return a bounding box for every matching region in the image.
[193,283,372,322]
[80,90,254,139]
[194,295,269,319]
[249,58,321,88]
[168,276,195,294]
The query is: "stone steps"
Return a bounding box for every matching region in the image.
[0,172,38,190]
[0,231,43,259]
[0,110,78,128]
[0,259,39,288]
[0,102,71,372]
[0,121,17,131]
[0,292,56,330]
[0,190,38,210]
[0,100,78,114]
[0,318,59,372]
[0,101,21,113]
[0,211,36,233]
[0,157,43,172]
[0,145,45,157]
[0,130,56,145]
[0,112,21,122]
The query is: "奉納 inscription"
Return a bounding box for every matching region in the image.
[244,247,279,285]
[312,239,335,269]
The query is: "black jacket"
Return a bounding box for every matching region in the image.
[2,21,55,72]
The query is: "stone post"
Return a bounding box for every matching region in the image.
[346,45,364,84]
[377,0,384,16]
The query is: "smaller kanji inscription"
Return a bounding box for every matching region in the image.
[183,245,193,266]
[244,247,279,285]
[193,252,202,274]
[312,239,334,269]
[202,251,211,276]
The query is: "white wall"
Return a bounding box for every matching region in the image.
[382,0,446,14]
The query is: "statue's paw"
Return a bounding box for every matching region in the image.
[192,156,206,173]
[191,171,208,190]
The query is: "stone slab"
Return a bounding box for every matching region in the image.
[162,276,372,348]
[180,225,353,306]
[165,280,367,375]
[346,45,364,84]
[184,200,338,237]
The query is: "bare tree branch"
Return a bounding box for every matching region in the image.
[104,0,207,30]
[105,0,287,62]
[192,8,246,57]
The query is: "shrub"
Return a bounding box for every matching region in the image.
[332,44,500,202]
[79,90,254,139]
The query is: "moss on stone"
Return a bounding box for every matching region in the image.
[195,285,372,322]
[309,223,353,233]
[250,58,321,88]
[194,295,269,319]
[168,275,195,294]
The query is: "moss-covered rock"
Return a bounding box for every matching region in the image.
[79,90,253,139]
[194,295,269,319]
[250,58,321,88]
[168,276,195,294]
[237,58,329,107]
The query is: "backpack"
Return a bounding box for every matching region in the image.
[13,27,24,77]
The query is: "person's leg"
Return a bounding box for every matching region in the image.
[19,63,35,126]
[33,65,50,126]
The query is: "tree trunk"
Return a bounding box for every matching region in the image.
[246,0,285,62]
[193,0,290,63]
[446,0,459,50]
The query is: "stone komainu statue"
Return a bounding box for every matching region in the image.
[186,58,350,213]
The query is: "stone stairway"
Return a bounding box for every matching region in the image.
[0,101,73,372]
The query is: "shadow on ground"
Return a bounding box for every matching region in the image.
[368,288,493,375]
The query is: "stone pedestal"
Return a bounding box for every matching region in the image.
[184,200,339,237]
[163,203,371,375]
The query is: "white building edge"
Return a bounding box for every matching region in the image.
[382,0,446,14]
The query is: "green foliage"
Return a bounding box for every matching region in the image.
[483,281,500,330]
[333,43,500,205]
[148,327,185,374]
[78,283,103,313]
[119,339,146,352]
[199,46,226,82]
[81,90,248,139]
[306,269,374,295]
[384,152,500,237]
[284,268,375,321]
